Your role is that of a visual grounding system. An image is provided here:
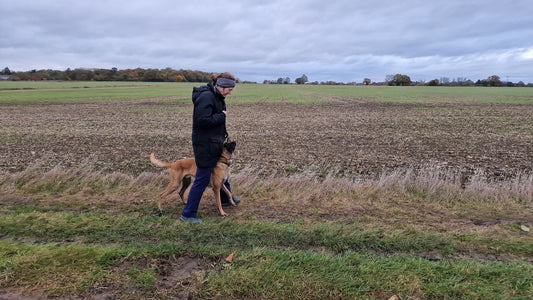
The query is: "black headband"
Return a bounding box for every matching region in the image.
[216,77,236,88]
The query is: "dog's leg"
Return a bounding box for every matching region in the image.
[221,183,236,206]
[178,175,192,203]
[157,170,185,215]
[214,189,228,216]
[212,181,229,216]
[157,198,164,217]
[158,182,181,199]
[156,187,174,217]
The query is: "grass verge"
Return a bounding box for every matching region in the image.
[1,164,532,299]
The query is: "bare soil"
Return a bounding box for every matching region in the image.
[1,97,532,179]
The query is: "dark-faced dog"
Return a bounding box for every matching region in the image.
[150,141,236,216]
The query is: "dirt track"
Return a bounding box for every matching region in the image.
[1,97,532,180]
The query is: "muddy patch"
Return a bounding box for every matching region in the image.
[89,254,216,299]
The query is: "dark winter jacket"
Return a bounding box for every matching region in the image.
[191,82,228,168]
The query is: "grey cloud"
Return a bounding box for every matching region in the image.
[1,0,532,83]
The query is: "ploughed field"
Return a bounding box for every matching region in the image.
[1,94,532,182]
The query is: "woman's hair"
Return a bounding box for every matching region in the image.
[210,72,236,84]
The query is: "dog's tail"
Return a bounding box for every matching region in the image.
[150,153,171,168]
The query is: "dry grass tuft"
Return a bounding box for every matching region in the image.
[1,163,167,197]
[467,170,533,201]
[1,163,530,217]
[371,166,532,204]
[231,166,532,206]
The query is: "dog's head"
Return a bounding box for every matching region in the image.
[223,141,237,154]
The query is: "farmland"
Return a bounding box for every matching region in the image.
[1,82,532,179]
[1,82,532,299]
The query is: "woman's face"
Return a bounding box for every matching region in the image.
[216,86,234,97]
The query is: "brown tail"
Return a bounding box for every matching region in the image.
[150,153,171,168]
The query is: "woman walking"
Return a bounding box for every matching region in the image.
[180,72,241,223]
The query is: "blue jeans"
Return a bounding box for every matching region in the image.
[181,167,232,218]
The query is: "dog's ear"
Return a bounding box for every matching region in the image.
[224,141,236,153]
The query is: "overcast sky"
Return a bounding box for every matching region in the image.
[2,0,533,83]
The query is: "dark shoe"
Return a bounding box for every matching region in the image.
[222,197,241,207]
[180,215,202,223]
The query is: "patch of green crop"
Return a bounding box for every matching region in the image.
[0,82,196,104]
[3,81,533,105]
[289,85,533,104]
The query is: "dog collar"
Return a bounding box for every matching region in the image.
[220,161,231,166]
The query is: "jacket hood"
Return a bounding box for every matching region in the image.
[192,84,212,104]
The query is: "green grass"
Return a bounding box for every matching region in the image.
[1,205,530,258]
[0,81,329,105]
[203,249,532,299]
[0,81,158,89]
[228,84,330,104]
[0,81,195,104]
[3,242,530,299]
[1,212,531,298]
[290,84,533,104]
[0,211,451,254]
[0,200,531,299]
[1,167,532,299]
[3,81,532,105]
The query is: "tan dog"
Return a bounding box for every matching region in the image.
[150,141,237,216]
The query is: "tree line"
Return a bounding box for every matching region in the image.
[378,74,531,87]
[263,74,309,85]
[263,73,532,87]
[1,67,214,83]
[2,67,532,87]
